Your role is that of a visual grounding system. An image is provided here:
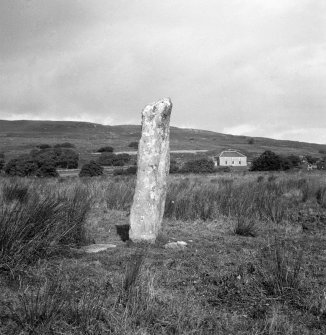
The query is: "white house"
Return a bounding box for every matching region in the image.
[218,149,247,167]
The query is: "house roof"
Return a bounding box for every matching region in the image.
[219,150,246,158]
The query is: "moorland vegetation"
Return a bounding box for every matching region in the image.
[0,171,326,334]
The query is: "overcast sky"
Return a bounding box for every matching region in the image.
[0,0,325,143]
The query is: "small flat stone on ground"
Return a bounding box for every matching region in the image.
[164,241,188,250]
[81,244,117,253]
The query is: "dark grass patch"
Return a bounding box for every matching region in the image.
[234,217,257,237]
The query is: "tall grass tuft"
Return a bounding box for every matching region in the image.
[2,180,30,203]
[234,217,257,237]
[58,185,92,246]
[0,182,92,272]
[120,250,146,304]
[316,186,326,208]
[2,277,66,333]
[105,178,135,211]
[2,275,112,334]
[255,240,304,301]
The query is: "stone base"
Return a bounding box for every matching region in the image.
[130,234,157,244]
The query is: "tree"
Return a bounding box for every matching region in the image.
[169,159,179,173]
[97,152,130,166]
[180,158,215,173]
[97,146,114,153]
[79,161,104,177]
[54,142,75,148]
[317,158,326,170]
[279,156,292,170]
[287,154,301,168]
[128,141,139,149]
[32,148,79,169]
[248,138,255,145]
[57,148,79,168]
[97,152,116,166]
[113,166,137,176]
[306,155,318,165]
[250,151,282,171]
[0,152,5,171]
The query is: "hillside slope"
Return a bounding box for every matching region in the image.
[0,120,325,160]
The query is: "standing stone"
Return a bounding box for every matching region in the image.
[129,98,172,243]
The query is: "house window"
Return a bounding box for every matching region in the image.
[232,161,234,164]
[225,161,227,165]
[239,161,241,165]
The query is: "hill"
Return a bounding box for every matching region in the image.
[0,120,325,162]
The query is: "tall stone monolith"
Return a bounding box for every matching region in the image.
[129,98,172,243]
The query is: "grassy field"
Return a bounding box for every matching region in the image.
[1,120,326,164]
[1,171,326,334]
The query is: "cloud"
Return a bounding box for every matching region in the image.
[223,124,258,136]
[0,0,325,143]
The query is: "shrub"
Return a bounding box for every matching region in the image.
[36,162,59,178]
[216,166,231,173]
[287,154,301,168]
[306,155,318,164]
[0,152,5,170]
[4,151,69,177]
[56,148,79,169]
[317,159,326,170]
[248,138,255,145]
[54,142,75,148]
[113,166,137,176]
[250,151,282,171]
[180,158,215,174]
[113,168,124,176]
[116,153,131,164]
[97,146,114,153]
[125,166,137,175]
[79,161,103,177]
[279,156,292,170]
[32,148,79,169]
[4,156,39,177]
[37,144,52,149]
[128,141,139,149]
[0,158,5,171]
[170,161,179,173]
[98,152,130,166]
[97,152,115,166]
